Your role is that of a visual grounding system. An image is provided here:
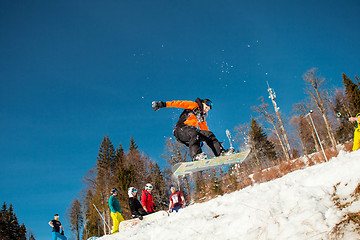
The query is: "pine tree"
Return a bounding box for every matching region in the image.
[127,137,152,191]
[129,136,138,151]
[114,143,135,218]
[127,137,145,185]
[249,118,277,169]
[150,162,167,210]
[0,203,7,239]
[333,88,354,143]
[0,202,27,240]
[343,73,360,115]
[95,136,116,236]
[210,169,224,197]
[81,189,100,239]
[194,172,206,201]
[68,198,83,240]
[29,233,36,240]
[97,136,116,179]
[19,224,26,240]
[115,143,135,195]
[27,229,36,240]
[333,74,360,143]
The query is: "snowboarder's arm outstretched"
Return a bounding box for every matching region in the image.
[166,101,199,109]
[152,101,198,111]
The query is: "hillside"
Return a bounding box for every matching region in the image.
[100,150,360,240]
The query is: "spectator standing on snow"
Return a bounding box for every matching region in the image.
[141,183,155,214]
[128,187,148,220]
[168,185,186,213]
[108,188,124,234]
[48,214,67,240]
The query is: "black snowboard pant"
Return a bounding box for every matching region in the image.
[173,125,223,160]
[134,208,148,218]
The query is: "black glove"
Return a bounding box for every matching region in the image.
[61,230,64,235]
[152,101,166,111]
[139,215,143,220]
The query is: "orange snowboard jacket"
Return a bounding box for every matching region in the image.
[166,100,209,131]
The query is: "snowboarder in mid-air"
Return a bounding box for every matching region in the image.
[152,98,234,161]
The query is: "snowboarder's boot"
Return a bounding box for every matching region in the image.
[220,147,235,156]
[193,152,207,161]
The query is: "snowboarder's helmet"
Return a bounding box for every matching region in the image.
[128,187,137,197]
[145,183,153,191]
[202,99,213,109]
[110,188,118,194]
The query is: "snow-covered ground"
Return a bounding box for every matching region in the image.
[101,150,360,240]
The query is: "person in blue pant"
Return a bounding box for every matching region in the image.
[48,214,67,240]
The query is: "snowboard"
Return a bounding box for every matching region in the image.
[119,210,169,231]
[172,148,251,176]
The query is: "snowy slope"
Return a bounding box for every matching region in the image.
[100,150,360,240]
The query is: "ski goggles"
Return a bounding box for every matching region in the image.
[203,100,213,109]
[132,188,137,193]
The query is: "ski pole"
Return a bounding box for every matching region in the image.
[93,204,111,233]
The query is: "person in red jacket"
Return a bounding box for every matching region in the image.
[152,98,234,161]
[141,183,155,214]
[168,185,185,213]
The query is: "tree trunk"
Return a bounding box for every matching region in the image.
[272,125,289,160]
[305,118,321,152]
[304,69,337,150]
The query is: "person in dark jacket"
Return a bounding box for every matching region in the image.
[128,187,148,220]
[152,98,234,161]
[48,214,67,240]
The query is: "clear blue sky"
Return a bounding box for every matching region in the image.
[1,0,359,239]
